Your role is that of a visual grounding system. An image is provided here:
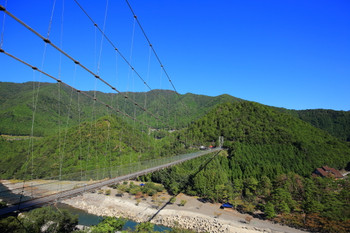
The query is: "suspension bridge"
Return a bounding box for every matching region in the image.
[0,1,224,217]
[0,148,222,216]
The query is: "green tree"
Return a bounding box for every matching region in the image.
[169,197,177,204]
[270,188,296,213]
[243,177,258,199]
[2,206,79,233]
[91,217,126,233]
[135,222,154,232]
[257,176,272,197]
[264,202,276,219]
[0,201,6,209]
[0,216,24,233]
[179,200,187,206]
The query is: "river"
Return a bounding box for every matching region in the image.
[57,203,172,232]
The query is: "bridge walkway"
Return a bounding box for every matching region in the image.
[0,148,222,217]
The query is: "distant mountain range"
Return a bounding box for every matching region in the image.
[1,82,349,142]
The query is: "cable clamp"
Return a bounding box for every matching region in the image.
[0,48,4,53]
[32,67,38,70]
[134,15,137,19]
[57,80,62,83]
[95,75,100,79]
[0,5,5,11]
[77,90,81,93]
[74,60,80,65]
[43,38,51,44]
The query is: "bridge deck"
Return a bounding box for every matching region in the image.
[0,148,221,217]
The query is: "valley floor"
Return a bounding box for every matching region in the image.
[62,186,308,233]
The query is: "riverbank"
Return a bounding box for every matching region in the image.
[62,185,307,233]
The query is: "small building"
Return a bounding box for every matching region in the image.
[312,166,343,179]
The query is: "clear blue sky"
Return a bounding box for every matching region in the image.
[0,0,349,110]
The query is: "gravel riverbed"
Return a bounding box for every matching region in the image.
[62,187,307,233]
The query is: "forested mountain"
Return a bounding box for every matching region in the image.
[1,82,350,231]
[295,109,350,142]
[149,102,350,232]
[0,82,242,136]
[1,82,350,142]
[0,114,188,179]
[1,82,349,179]
[183,102,350,176]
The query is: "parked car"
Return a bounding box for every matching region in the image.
[220,203,234,209]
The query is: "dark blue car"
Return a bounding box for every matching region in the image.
[220,203,234,209]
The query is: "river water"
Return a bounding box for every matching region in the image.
[57,203,171,231]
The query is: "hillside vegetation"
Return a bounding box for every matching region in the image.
[295,109,350,142]
[1,82,350,232]
[1,82,350,142]
[148,102,350,232]
[184,102,349,176]
[0,115,186,180]
[0,82,242,136]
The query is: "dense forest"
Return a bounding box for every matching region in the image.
[149,154,350,232]
[1,82,349,232]
[1,82,350,141]
[295,109,350,142]
[0,82,242,135]
[0,114,187,180]
[183,102,349,175]
[145,102,350,232]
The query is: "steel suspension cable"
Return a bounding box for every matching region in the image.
[58,0,65,182]
[105,106,112,178]
[58,81,62,181]
[0,49,152,128]
[124,0,191,130]
[60,66,78,180]
[96,0,109,76]
[0,5,163,124]
[46,0,57,39]
[130,17,136,167]
[77,91,83,181]
[95,0,109,180]
[0,0,7,49]
[71,0,176,130]
[72,0,153,92]
[86,98,95,180]
[124,0,178,94]
[18,0,57,203]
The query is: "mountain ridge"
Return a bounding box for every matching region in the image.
[1,81,350,141]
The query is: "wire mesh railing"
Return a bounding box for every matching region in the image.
[0,148,221,207]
